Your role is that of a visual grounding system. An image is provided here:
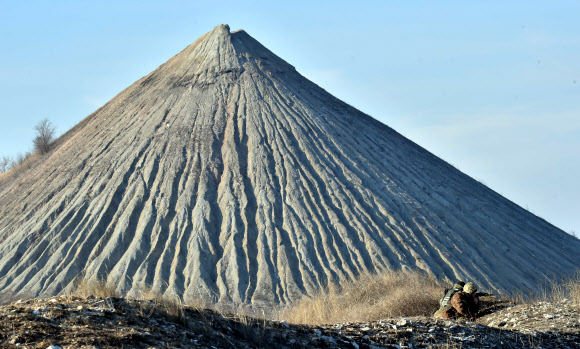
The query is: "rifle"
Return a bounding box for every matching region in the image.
[475,292,494,297]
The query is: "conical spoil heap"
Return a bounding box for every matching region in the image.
[0,25,579,306]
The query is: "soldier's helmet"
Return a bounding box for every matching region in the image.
[464,282,477,294]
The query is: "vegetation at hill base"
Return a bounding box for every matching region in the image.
[282,269,445,325]
[0,269,578,348]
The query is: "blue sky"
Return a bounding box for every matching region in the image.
[1,1,579,235]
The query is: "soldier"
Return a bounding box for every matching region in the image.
[439,281,465,308]
[434,282,480,320]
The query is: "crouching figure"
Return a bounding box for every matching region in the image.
[434,282,480,320]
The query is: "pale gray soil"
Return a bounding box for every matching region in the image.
[0,24,579,305]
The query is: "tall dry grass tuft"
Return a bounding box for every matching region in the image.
[510,271,580,307]
[283,269,446,325]
[72,279,193,324]
[131,285,189,324]
[72,278,121,299]
[547,272,580,306]
[569,278,580,306]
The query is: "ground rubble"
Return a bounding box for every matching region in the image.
[0,296,578,348]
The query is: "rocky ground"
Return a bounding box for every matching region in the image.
[0,295,578,348]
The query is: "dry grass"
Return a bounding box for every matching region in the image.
[71,278,189,324]
[130,284,190,324]
[509,271,580,307]
[569,278,580,305]
[69,269,580,327]
[544,271,580,306]
[72,278,121,299]
[282,269,446,325]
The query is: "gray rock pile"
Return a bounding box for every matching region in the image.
[312,315,579,349]
[481,298,580,339]
[0,24,579,305]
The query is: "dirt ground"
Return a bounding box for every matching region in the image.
[0,295,578,348]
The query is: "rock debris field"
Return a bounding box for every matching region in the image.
[0,295,578,348]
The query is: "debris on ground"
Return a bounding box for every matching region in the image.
[0,295,578,348]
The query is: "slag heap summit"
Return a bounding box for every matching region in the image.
[0,25,578,305]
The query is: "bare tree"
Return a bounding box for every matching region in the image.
[0,155,12,173]
[33,119,55,155]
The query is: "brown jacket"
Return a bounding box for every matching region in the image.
[449,291,479,318]
[435,291,479,319]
